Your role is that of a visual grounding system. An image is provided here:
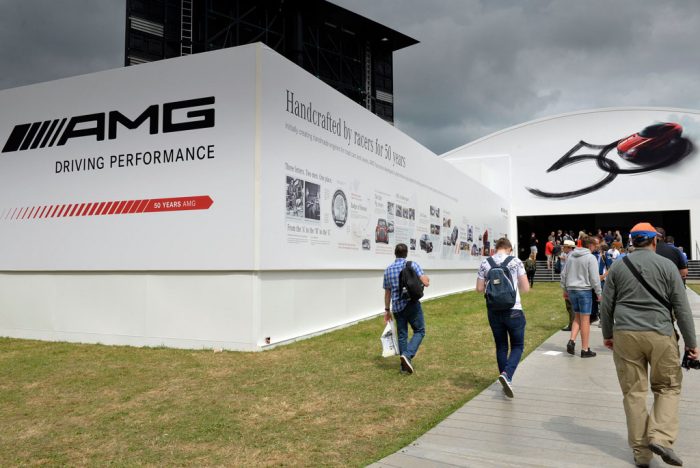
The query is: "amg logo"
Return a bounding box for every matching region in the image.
[2,96,215,153]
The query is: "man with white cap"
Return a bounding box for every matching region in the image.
[601,222,698,467]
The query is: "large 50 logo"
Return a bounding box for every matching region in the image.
[526,122,694,199]
[2,96,215,153]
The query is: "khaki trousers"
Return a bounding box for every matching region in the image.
[564,297,573,327]
[613,330,682,458]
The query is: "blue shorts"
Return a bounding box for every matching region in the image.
[568,289,592,314]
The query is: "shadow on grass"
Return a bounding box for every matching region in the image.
[448,368,494,392]
[373,355,400,372]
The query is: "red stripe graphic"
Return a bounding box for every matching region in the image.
[130,200,143,213]
[116,201,129,214]
[108,201,120,215]
[95,202,108,215]
[1,196,213,222]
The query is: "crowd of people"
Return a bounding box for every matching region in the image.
[525,228,689,285]
[384,223,697,467]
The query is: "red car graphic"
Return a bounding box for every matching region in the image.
[616,122,682,162]
[375,218,389,244]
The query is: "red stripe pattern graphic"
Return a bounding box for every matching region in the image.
[2,196,213,221]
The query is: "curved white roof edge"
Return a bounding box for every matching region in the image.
[440,106,700,158]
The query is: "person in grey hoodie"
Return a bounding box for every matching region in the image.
[560,235,602,357]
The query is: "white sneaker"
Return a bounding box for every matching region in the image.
[498,372,514,398]
[400,355,414,374]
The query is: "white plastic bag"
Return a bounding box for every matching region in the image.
[380,320,400,357]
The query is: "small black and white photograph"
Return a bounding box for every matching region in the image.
[442,217,451,228]
[304,181,321,220]
[443,236,451,246]
[286,176,305,218]
[429,205,440,217]
[467,225,473,242]
[396,204,403,217]
[430,224,441,235]
[409,238,416,250]
[420,234,433,253]
[450,226,459,245]
[387,202,394,215]
[408,208,415,220]
[402,207,409,218]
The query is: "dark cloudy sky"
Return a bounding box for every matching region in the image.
[2,0,700,154]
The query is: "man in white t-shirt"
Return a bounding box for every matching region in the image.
[607,241,621,263]
[476,237,530,398]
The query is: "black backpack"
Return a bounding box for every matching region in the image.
[399,261,424,302]
[484,256,516,311]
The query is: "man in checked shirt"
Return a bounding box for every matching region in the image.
[383,243,430,374]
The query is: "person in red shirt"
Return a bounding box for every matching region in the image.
[545,236,555,269]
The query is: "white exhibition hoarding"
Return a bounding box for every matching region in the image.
[0,46,257,270]
[444,108,700,217]
[259,48,509,270]
[0,43,509,272]
[0,43,512,350]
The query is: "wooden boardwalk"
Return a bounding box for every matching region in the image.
[371,290,700,468]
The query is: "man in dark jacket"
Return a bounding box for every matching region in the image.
[655,227,688,282]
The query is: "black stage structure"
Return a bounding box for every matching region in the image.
[516,210,691,260]
[124,0,418,124]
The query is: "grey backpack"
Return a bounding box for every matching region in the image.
[485,257,516,311]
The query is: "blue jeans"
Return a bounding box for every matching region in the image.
[488,308,526,380]
[393,301,425,359]
[568,289,592,314]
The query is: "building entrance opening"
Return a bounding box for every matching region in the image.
[516,210,691,261]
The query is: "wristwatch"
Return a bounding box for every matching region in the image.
[385,308,390,312]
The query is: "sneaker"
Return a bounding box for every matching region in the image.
[581,348,597,358]
[566,339,575,355]
[400,355,414,374]
[561,326,572,331]
[498,372,514,398]
[648,442,683,466]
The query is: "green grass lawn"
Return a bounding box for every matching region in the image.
[0,282,565,466]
